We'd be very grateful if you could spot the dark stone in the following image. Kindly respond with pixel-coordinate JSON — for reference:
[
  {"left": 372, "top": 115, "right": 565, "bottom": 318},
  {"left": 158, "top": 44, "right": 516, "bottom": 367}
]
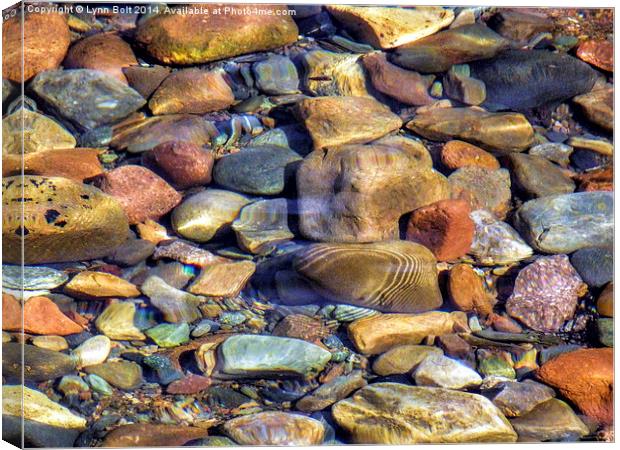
[
  {"left": 507, "top": 153, "right": 575, "bottom": 198},
  {"left": 470, "top": 50, "right": 598, "bottom": 111},
  {"left": 107, "top": 239, "right": 155, "bottom": 266},
  {"left": 3, "top": 415, "right": 80, "bottom": 448},
  {"left": 570, "top": 247, "right": 613, "bottom": 288},
  {"left": 2, "top": 343, "right": 76, "bottom": 382},
  {"left": 570, "top": 149, "right": 611, "bottom": 171}
]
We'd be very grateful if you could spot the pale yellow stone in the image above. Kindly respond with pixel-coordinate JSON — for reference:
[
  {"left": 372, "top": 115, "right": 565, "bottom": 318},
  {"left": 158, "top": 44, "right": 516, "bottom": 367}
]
[
  {"left": 31, "top": 335, "right": 69, "bottom": 352},
  {"left": 64, "top": 271, "right": 140, "bottom": 300},
  {"left": 2, "top": 108, "right": 76, "bottom": 155},
  {"left": 188, "top": 261, "right": 256, "bottom": 298},
  {"left": 95, "top": 302, "right": 146, "bottom": 341}
]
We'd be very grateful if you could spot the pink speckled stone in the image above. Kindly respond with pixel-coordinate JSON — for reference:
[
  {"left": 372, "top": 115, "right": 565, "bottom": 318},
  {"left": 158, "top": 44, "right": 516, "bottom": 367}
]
[{"left": 506, "top": 255, "right": 586, "bottom": 332}]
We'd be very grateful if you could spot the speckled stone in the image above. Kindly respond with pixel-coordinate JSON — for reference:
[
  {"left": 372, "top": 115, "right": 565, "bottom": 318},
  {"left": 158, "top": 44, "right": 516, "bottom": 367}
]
[{"left": 449, "top": 167, "right": 512, "bottom": 219}]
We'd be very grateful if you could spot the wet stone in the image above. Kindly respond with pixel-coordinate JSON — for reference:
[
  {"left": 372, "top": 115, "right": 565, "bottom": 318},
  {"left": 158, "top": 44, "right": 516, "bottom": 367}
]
[
  {"left": 469, "top": 210, "right": 533, "bottom": 265},
  {"left": 597, "top": 318, "right": 613, "bottom": 347},
  {"left": 441, "top": 140, "right": 500, "bottom": 171},
  {"left": 413, "top": 354, "right": 482, "bottom": 390},
  {"left": 101, "top": 423, "right": 209, "bottom": 447},
  {"left": 141, "top": 275, "right": 202, "bottom": 323},
  {"left": 510, "top": 399, "right": 589, "bottom": 442},
  {"left": 84, "top": 360, "right": 143, "bottom": 391},
  {"left": 569, "top": 247, "right": 613, "bottom": 288},
  {"left": 488, "top": 379, "right": 556, "bottom": 418},
  {"left": 95, "top": 302, "right": 146, "bottom": 341},
  {"left": 2, "top": 108, "right": 76, "bottom": 155},
  {"left": 144, "top": 141, "right": 214, "bottom": 189},
  {"left": 123, "top": 65, "right": 171, "bottom": 99},
  {"left": 528, "top": 143, "right": 573, "bottom": 168},
  {"left": 507, "top": 153, "right": 575, "bottom": 198},
  {"left": 64, "top": 271, "right": 140, "bottom": 300},
  {"left": 372, "top": 345, "right": 443, "bottom": 376},
  {"left": 302, "top": 50, "right": 373, "bottom": 98},
  {"left": 145, "top": 323, "right": 190, "bottom": 348},
  {"left": 449, "top": 167, "right": 512, "bottom": 219},
  {"left": 252, "top": 55, "right": 300, "bottom": 95},
  {"left": 232, "top": 199, "right": 294, "bottom": 254},
  {"left": 3, "top": 343, "right": 77, "bottom": 382},
  {"left": 296, "top": 370, "right": 367, "bottom": 412}
]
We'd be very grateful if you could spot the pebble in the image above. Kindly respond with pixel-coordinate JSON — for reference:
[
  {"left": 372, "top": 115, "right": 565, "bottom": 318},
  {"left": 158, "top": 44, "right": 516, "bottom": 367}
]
[
  {"left": 597, "top": 318, "right": 613, "bottom": 347},
  {"left": 449, "top": 167, "right": 512, "bottom": 219},
  {"left": 2, "top": 294, "right": 83, "bottom": 336},
  {"left": 597, "top": 283, "right": 613, "bottom": 317},
  {"left": 470, "top": 50, "right": 597, "bottom": 111},
  {"left": 528, "top": 142, "right": 573, "bottom": 167},
  {"left": 223, "top": 411, "right": 325, "bottom": 446},
  {"left": 407, "top": 107, "right": 534, "bottom": 154},
  {"left": 3, "top": 385, "right": 86, "bottom": 430},
  {"left": 508, "top": 153, "right": 575, "bottom": 198},
  {"left": 31, "top": 69, "right": 145, "bottom": 130},
  {"left": 123, "top": 64, "right": 171, "bottom": 99},
  {"left": 144, "top": 141, "right": 214, "bottom": 189},
  {"left": 510, "top": 399, "right": 589, "bottom": 442},
  {"left": 296, "top": 370, "right": 367, "bottom": 412},
  {"left": 476, "top": 349, "right": 516, "bottom": 379},
  {"left": 447, "top": 264, "right": 495, "bottom": 317},
  {"left": 3, "top": 148, "right": 104, "bottom": 182},
  {"left": 3, "top": 415, "right": 80, "bottom": 448},
  {"left": 2, "top": 265, "right": 68, "bottom": 291},
  {"left": 232, "top": 199, "right": 294, "bottom": 254},
  {"left": 141, "top": 275, "right": 202, "bottom": 323},
  {"left": 489, "top": 9, "right": 553, "bottom": 43},
  {"left": 135, "top": 5, "right": 298, "bottom": 64},
  {"left": 362, "top": 52, "right": 435, "bottom": 105},
  {"left": 405, "top": 199, "right": 475, "bottom": 261},
  {"left": 443, "top": 68, "right": 487, "bottom": 105},
  {"left": 2, "top": 108, "right": 76, "bottom": 155},
  {"left": 3, "top": 343, "right": 77, "bottom": 382},
  {"left": 63, "top": 32, "right": 138, "bottom": 84},
  {"left": 506, "top": 255, "right": 586, "bottom": 332},
  {"left": 332, "top": 383, "right": 517, "bottom": 443},
  {"left": 536, "top": 348, "right": 613, "bottom": 424},
  {"left": 213, "top": 145, "right": 302, "bottom": 195},
  {"left": 568, "top": 135, "right": 613, "bottom": 157},
  {"left": 102, "top": 423, "right": 209, "bottom": 447},
  {"left": 2, "top": 12, "right": 70, "bottom": 82},
  {"left": 569, "top": 246, "right": 613, "bottom": 287},
  {"left": 188, "top": 260, "right": 256, "bottom": 298},
  {"left": 347, "top": 311, "right": 468, "bottom": 355},
  {"left": 58, "top": 375, "right": 90, "bottom": 396},
  {"left": 72, "top": 335, "right": 112, "bottom": 367},
  {"left": 84, "top": 360, "right": 143, "bottom": 390},
  {"left": 145, "top": 323, "right": 190, "bottom": 348},
  {"left": 514, "top": 192, "right": 613, "bottom": 253},
  {"left": 293, "top": 241, "right": 442, "bottom": 313},
  {"left": 302, "top": 50, "right": 372, "bottom": 98},
  {"left": 572, "top": 87, "right": 613, "bottom": 132},
  {"left": 96, "top": 165, "right": 182, "bottom": 225},
  {"left": 107, "top": 238, "right": 155, "bottom": 267},
  {"left": 2, "top": 176, "right": 129, "bottom": 264},
  {"left": 326, "top": 6, "right": 454, "bottom": 49},
  {"left": 372, "top": 345, "right": 443, "bottom": 376},
  {"left": 64, "top": 271, "right": 140, "bottom": 300},
  {"left": 86, "top": 374, "right": 113, "bottom": 396},
  {"left": 296, "top": 96, "right": 402, "bottom": 150},
  {"left": 488, "top": 379, "right": 556, "bottom": 417},
  {"left": 252, "top": 55, "right": 300, "bottom": 95},
  {"left": 171, "top": 189, "right": 251, "bottom": 242},
  {"left": 219, "top": 334, "right": 332, "bottom": 378},
  {"left": 414, "top": 354, "right": 482, "bottom": 389},
  {"left": 440, "top": 140, "right": 500, "bottom": 170},
  {"left": 392, "top": 24, "right": 510, "bottom": 73},
  {"left": 31, "top": 335, "right": 69, "bottom": 352},
  {"left": 272, "top": 314, "right": 332, "bottom": 344},
  {"left": 149, "top": 68, "right": 235, "bottom": 115},
  {"left": 576, "top": 39, "right": 613, "bottom": 72},
  {"left": 95, "top": 302, "right": 146, "bottom": 341},
  {"left": 297, "top": 136, "right": 448, "bottom": 242},
  {"left": 469, "top": 210, "right": 533, "bottom": 265}
]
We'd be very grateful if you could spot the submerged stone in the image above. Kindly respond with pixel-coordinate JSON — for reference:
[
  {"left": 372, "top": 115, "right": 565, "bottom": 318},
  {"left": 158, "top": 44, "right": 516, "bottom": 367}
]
[
  {"left": 469, "top": 210, "right": 533, "bottom": 265},
  {"left": 232, "top": 199, "right": 294, "bottom": 254},
  {"left": 510, "top": 399, "right": 589, "bottom": 442}
]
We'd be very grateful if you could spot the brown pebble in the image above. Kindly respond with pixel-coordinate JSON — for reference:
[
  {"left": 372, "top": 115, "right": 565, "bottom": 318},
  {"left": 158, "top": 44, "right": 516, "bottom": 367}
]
[
  {"left": 447, "top": 264, "right": 496, "bottom": 317},
  {"left": 576, "top": 40, "right": 613, "bottom": 72},
  {"left": 144, "top": 141, "right": 214, "bottom": 189},
  {"left": 441, "top": 140, "right": 500, "bottom": 170}
]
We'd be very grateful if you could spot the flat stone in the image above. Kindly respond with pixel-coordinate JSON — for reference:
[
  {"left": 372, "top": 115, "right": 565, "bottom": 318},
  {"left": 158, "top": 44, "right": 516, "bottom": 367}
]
[
  {"left": 85, "top": 360, "right": 143, "bottom": 390},
  {"left": 101, "top": 423, "right": 209, "bottom": 447},
  {"left": 149, "top": 68, "right": 234, "bottom": 115},
  {"left": 576, "top": 39, "right": 613, "bottom": 72},
  {"left": 171, "top": 189, "right": 251, "bottom": 243},
  {"left": 145, "top": 323, "right": 190, "bottom": 348},
  {"left": 298, "top": 137, "right": 449, "bottom": 242},
  {"left": 223, "top": 412, "right": 325, "bottom": 446},
  {"left": 414, "top": 354, "right": 482, "bottom": 389},
  {"left": 508, "top": 153, "right": 575, "bottom": 198},
  {"left": 392, "top": 24, "right": 510, "bottom": 73},
  {"left": 528, "top": 143, "right": 573, "bottom": 167},
  {"left": 3, "top": 385, "right": 86, "bottom": 430},
  {"left": 514, "top": 192, "right": 613, "bottom": 253},
  {"left": 325, "top": 6, "right": 454, "bottom": 49},
  {"left": 107, "top": 238, "right": 155, "bottom": 267},
  {"left": 372, "top": 345, "right": 443, "bottom": 376},
  {"left": 347, "top": 311, "right": 468, "bottom": 355},
  {"left": 64, "top": 32, "right": 137, "bottom": 84},
  {"left": 95, "top": 302, "right": 146, "bottom": 341},
  {"left": 123, "top": 65, "right": 171, "bottom": 98},
  {"left": 536, "top": 347, "right": 613, "bottom": 425},
  {"left": 141, "top": 275, "right": 202, "bottom": 323},
  {"left": 2, "top": 176, "right": 129, "bottom": 264},
  {"left": 3, "top": 148, "right": 104, "bottom": 182},
  {"left": 469, "top": 210, "right": 533, "bottom": 265},
  {"left": 296, "top": 96, "right": 402, "bottom": 150},
  {"left": 436, "top": 333, "right": 473, "bottom": 359},
  {"left": 2, "top": 108, "right": 76, "bottom": 155},
  {"left": 232, "top": 199, "right": 294, "bottom": 254},
  {"left": 297, "top": 370, "right": 367, "bottom": 412},
  {"left": 572, "top": 87, "right": 613, "bottom": 132},
  {"left": 488, "top": 9, "right": 553, "bottom": 43},
  {"left": 3, "top": 343, "right": 77, "bottom": 382},
  {"left": 64, "top": 271, "right": 140, "bottom": 300},
  {"left": 187, "top": 260, "right": 256, "bottom": 298},
  {"left": 362, "top": 52, "right": 435, "bottom": 105},
  {"left": 332, "top": 383, "right": 517, "bottom": 443},
  {"left": 3, "top": 294, "right": 83, "bottom": 336},
  {"left": 153, "top": 240, "right": 228, "bottom": 268},
  {"left": 441, "top": 140, "right": 500, "bottom": 170},
  {"left": 406, "top": 199, "right": 474, "bottom": 261},
  {"left": 444, "top": 70, "right": 487, "bottom": 106},
  {"left": 219, "top": 334, "right": 332, "bottom": 378},
  {"left": 31, "top": 69, "right": 145, "bottom": 130},
  {"left": 32, "top": 335, "right": 69, "bottom": 352},
  {"left": 2, "top": 12, "right": 70, "bottom": 82},
  {"left": 145, "top": 141, "right": 214, "bottom": 189},
  {"left": 213, "top": 145, "right": 302, "bottom": 195},
  {"left": 96, "top": 165, "right": 182, "bottom": 225},
  {"left": 293, "top": 241, "right": 442, "bottom": 313},
  {"left": 449, "top": 167, "right": 512, "bottom": 219},
  {"left": 272, "top": 314, "right": 332, "bottom": 344},
  {"left": 253, "top": 55, "right": 299, "bottom": 95},
  {"left": 407, "top": 107, "right": 534, "bottom": 154},
  {"left": 510, "top": 399, "right": 589, "bottom": 442},
  {"left": 506, "top": 255, "right": 586, "bottom": 332},
  {"left": 302, "top": 50, "right": 373, "bottom": 98},
  {"left": 489, "top": 379, "right": 556, "bottom": 417},
  {"left": 470, "top": 50, "right": 598, "bottom": 111},
  {"left": 568, "top": 135, "right": 613, "bottom": 157},
  {"left": 570, "top": 247, "right": 613, "bottom": 288}
]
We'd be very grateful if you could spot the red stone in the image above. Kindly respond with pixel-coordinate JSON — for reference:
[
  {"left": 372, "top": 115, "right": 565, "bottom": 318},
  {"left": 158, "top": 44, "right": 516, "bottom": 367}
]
[
  {"left": 576, "top": 40, "right": 613, "bottom": 72},
  {"left": 537, "top": 348, "right": 613, "bottom": 425},
  {"left": 96, "top": 165, "right": 182, "bottom": 224},
  {"left": 441, "top": 140, "right": 500, "bottom": 170},
  {"left": 167, "top": 374, "right": 212, "bottom": 394},
  {"left": 3, "top": 294, "right": 84, "bottom": 336},
  {"left": 145, "top": 141, "right": 214, "bottom": 189},
  {"left": 405, "top": 199, "right": 474, "bottom": 261},
  {"left": 487, "top": 313, "right": 523, "bottom": 333},
  {"left": 447, "top": 264, "right": 496, "bottom": 317}
]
